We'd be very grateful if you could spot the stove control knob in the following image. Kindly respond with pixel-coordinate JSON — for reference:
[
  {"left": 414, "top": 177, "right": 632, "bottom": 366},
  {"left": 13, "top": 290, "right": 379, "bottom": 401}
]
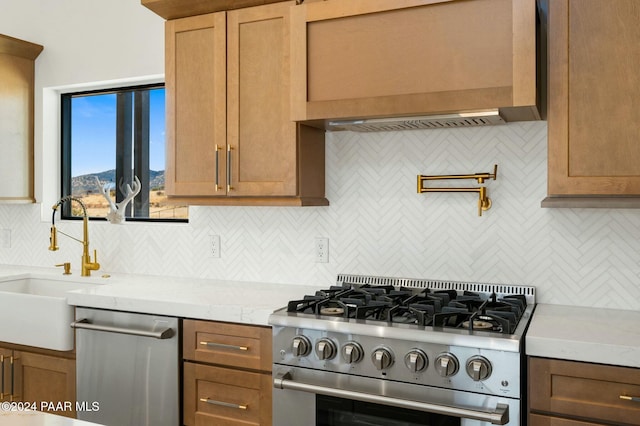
[
  {"left": 434, "top": 353, "right": 459, "bottom": 378},
  {"left": 371, "top": 347, "right": 394, "bottom": 370},
  {"left": 315, "top": 338, "right": 337, "bottom": 360},
  {"left": 404, "top": 349, "right": 429, "bottom": 373},
  {"left": 291, "top": 335, "right": 312, "bottom": 357},
  {"left": 342, "top": 342, "right": 364, "bottom": 364},
  {"left": 466, "top": 356, "right": 492, "bottom": 381}
]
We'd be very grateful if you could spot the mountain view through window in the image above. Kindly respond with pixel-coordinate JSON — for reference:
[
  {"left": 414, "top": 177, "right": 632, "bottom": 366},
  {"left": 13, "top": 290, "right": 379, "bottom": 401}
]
[{"left": 62, "top": 85, "right": 188, "bottom": 221}]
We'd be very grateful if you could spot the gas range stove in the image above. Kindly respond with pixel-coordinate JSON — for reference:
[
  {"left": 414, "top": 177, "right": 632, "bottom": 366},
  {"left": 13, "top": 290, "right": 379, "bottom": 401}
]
[{"left": 269, "top": 274, "right": 536, "bottom": 426}]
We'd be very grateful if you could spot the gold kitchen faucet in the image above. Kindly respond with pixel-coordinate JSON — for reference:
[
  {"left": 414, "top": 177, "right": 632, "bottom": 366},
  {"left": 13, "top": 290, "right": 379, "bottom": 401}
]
[{"left": 49, "top": 196, "right": 100, "bottom": 276}]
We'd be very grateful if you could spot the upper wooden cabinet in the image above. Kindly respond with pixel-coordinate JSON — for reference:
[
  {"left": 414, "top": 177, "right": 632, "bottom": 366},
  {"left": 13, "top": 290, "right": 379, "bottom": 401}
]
[
  {"left": 0, "top": 34, "right": 42, "bottom": 203},
  {"left": 542, "top": 0, "right": 640, "bottom": 207},
  {"left": 165, "top": 13, "right": 225, "bottom": 199},
  {"left": 165, "top": 2, "right": 327, "bottom": 206},
  {"left": 290, "top": 0, "right": 540, "bottom": 124}
]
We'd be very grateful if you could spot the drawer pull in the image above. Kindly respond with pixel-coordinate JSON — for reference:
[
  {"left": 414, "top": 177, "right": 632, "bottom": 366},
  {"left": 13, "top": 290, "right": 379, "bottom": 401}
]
[
  {"left": 200, "top": 398, "right": 247, "bottom": 410},
  {"left": 620, "top": 395, "right": 640, "bottom": 402},
  {"left": 199, "top": 341, "right": 248, "bottom": 351}
]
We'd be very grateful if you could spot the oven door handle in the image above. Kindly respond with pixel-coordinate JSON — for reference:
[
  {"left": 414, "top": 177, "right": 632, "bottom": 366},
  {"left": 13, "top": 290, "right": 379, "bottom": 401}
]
[{"left": 274, "top": 371, "right": 509, "bottom": 425}]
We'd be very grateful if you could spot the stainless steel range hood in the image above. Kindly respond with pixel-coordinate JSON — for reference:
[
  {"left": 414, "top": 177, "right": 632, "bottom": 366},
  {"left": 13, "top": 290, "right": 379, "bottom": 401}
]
[{"left": 326, "top": 110, "right": 505, "bottom": 132}]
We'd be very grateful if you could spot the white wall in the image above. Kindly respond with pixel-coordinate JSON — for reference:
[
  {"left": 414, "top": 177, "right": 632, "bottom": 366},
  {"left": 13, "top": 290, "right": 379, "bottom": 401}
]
[
  {"left": 1, "top": 0, "right": 639, "bottom": 311},
  {"left": 0, "top": 0, "right": 165, "bottom": 204},
  {"left": 0, "top": 0, "right": 164, "bottom": 86}
]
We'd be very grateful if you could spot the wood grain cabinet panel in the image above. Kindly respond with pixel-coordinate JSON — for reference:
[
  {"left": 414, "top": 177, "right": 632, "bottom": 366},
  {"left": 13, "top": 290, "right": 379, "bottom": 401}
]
[
  {"left": 291, "top": 0, "right": 539, "bottom": 123},
  {"left": 0, "top": 34, "right": 42, "bottom": 203},
  {"left": 184, "top": 362, "right": 272, "bottom": 426},
  {"left": 14, "top": 351, "right": 76, "bottom": 417},
  {"left": 529, "top": 413, "right": 603, "bottom": 426},
  {"left": 529, "top": 357, "right": 640, "bottom": 425},
  {"left": 0, "top": 347, "right": 11, "bottom": 401},
  {"left": 183, "top": 319, "right": 272, "bottom": 426},
  {"left": 166, "top": 13, "right": 226, "bottom": 198},
  {"left": 0, "top": 344, "right": 75, "bottom": 418},
  {"left": 165, "top": 2, "right": 327, "bottom": 206},
  {"left": 183, "top": 319, "right": 272, "bottom": 372},
  {"left": 544, "top": 0, "right": 640, "bottom": 204}
]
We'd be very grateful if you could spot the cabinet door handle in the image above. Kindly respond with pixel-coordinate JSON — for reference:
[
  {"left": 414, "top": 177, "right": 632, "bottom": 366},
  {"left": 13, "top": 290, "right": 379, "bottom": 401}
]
[
  {"left": 620, "top": 395, "right": 640, "bottom": 402},
  {"left": 199, "top": 397, "right": 247, "bottom": 410},
  {"left": 1, "top": 355, "right": 20, "bottom": 401},
  {"left": 214, "top": 144, "right": 221, "bottom": 191},
  {"left": 227, "top": 145, "right": 234, "bottom": 192},
  {"left": 1, "top": 355, "right": 4, "bottom": 399},
  {"left": 199, "top": 341, "right": 248, "bottom": 351},
  {"left": 10, "top": 356, "right": 15, "bottom": 401}
]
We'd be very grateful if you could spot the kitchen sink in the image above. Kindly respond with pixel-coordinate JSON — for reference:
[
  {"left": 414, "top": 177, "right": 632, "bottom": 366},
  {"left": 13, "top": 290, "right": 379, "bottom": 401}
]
[{"left": 0, "top": 275, "right": 99, "bottom": 351}]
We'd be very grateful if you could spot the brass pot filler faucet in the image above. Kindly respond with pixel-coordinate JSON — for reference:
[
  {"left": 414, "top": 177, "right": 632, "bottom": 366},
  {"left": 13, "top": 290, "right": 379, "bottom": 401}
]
[
  {"left": 417, "top": 165, "right": 498, "bottom": 216},
  {"left": 49, "top": 196, "right": 100, "bottom": 276}
]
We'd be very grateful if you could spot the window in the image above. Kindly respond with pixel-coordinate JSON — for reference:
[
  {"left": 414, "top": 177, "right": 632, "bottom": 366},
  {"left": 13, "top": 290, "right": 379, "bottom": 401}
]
[{"left": 61, "top": 84, "right": 188, "bottom": 221}]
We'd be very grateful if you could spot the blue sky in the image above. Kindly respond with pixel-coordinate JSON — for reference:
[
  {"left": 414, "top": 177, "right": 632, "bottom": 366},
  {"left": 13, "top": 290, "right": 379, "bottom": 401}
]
[{"left": 71, "top": 88, "right": 166, "bottom": 177}]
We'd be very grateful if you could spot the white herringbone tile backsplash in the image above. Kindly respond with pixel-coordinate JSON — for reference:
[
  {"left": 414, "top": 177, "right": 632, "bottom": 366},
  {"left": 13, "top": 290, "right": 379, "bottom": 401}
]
[{"left": 1, "top": 121, "right": 640, "bottom": 310}]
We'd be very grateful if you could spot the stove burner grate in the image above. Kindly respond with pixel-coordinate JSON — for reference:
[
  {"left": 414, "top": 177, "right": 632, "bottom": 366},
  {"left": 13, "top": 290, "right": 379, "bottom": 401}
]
[{"left": 285, "top": 277, "right": 533, "bottom": 335}]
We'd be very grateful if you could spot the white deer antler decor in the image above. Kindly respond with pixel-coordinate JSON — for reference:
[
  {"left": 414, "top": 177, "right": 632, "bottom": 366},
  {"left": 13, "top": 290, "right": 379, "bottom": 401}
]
[{"left": 94, "top": 176, "right": 141, "bottom": 224}]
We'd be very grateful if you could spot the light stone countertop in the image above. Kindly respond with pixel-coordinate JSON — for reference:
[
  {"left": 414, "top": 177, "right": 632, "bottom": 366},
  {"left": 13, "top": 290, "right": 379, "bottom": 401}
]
[
  {"left": 0, "top": 264, "right": 324, "bottom": 326},
  {"left": 6, "top": 265, "right": 639, "bottom": 367},
  {"left": 0, "top": 411, "right": 101, "bottom": 426},
  {"left": 526, "top": 303, "right": 640, "bottom": 368}
]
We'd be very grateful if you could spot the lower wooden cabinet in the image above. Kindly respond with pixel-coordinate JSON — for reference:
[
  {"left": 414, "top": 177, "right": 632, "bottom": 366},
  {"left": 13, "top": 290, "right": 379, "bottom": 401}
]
[
  {"left": 529, "top": 357, "right": 640, "bottom": 425},
  {"left": 184, "top": 362, "right": 272, "bottom": 426},
  {"left": 0, "top": 344, "right": 75, "bottom": 418},
  {"left": 183, "top": 319, "right": 272, "bottom": 426}
]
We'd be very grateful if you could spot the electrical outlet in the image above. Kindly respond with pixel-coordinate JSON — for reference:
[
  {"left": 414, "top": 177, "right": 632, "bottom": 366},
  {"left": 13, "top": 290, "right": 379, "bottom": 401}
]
[
  {"left": 0, "top": 229, "right": 11, "bottom": 249},
  {"left": 209, "top": 234, "right": 221, "bottom": 258},
  {"left": 315, "top": 237, "right": 329, "bottom": 263}
]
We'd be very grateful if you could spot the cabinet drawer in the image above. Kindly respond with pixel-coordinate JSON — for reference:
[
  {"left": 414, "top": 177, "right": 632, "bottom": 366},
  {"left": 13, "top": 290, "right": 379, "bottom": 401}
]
[
  {"left": 184, "top": 362, "right": 271, "bottom": 426},
  {"left": 183, "top": 319, "right": 271, "bottom": 371},
  {"left": 529, "top": 357, "right": 640, "bottom": 425}
]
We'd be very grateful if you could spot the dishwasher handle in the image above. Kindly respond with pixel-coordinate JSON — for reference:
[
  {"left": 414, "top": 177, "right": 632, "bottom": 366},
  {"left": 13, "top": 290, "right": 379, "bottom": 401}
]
[{"left": 71, "top": 318, "right": 174, "bottom": 339}]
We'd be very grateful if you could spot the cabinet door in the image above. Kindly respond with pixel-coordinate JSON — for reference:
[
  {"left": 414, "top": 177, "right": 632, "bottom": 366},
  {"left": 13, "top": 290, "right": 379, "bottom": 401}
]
[
  {"left": 0, "top": 348, "right": 12, "bottom": 401},
  {"left": 547, "top": 0, "right": 640, "bottom": 196},
  {"left": 291, "top": 0, "right": 538, "bottom": 122},
  {"left": 0, "top": 35, "right": 42, "bottom": 203},
  {"left": 13, "top": 351, "right": 76, "bottom": 418},
  {"left": 166, "top": 13, "right": 227, "bottom": 197},
  {"left": 227, "top": 2, "right": 297, "bottom": 196}
]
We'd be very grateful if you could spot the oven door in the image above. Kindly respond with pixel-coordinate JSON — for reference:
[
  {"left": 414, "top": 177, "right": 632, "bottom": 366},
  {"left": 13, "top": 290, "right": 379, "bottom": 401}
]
[{"left": 273, "top": 366, "right": 519, "bottom": 426}]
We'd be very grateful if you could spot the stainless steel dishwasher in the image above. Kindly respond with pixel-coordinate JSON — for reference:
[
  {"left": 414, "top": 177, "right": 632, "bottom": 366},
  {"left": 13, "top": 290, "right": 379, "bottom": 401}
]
[{"left": 72, "top": 307, "right": 180, "bottom": 426}]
